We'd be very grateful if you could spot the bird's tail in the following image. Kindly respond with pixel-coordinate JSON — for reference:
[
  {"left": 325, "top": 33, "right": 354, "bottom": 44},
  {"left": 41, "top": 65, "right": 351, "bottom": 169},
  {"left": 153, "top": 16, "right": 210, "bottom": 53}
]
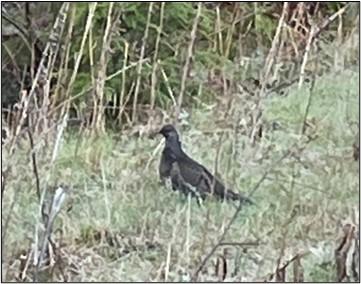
[{"left": 224, "top": 189, "right": 254, "bottom": 205}]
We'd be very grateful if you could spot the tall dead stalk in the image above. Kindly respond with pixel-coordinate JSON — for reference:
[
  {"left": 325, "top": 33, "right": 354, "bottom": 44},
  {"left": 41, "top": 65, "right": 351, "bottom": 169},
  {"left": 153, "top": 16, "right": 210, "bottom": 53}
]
[
  {"left": 176, "top": 2, "right": 202, "bottom": 123},
  {"left": 60, "top": 3, "right": 97, "bottom": 120},
  {"left": 132, "top": 2, "right": 153, "bottom": 123},
  {"left": 91, "top": 2, "right": 116, "bottom": 133},
  {"left": 150, "top": 2, "right": 165, "bottom": 111},
  {"left": 250, "top": 2, "right": 288, "bottom": 146}
]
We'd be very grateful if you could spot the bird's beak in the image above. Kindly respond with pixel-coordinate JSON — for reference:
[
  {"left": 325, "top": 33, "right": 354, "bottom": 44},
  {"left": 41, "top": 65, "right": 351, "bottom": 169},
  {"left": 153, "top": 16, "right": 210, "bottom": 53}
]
[{"left": 157, "top": 127, "right": 164, "bottom": 136}]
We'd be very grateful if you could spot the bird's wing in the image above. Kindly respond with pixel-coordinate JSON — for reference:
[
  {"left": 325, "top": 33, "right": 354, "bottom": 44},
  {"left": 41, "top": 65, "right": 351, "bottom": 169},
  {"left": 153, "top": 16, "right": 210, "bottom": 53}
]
[
  {"left": 170, "top": 162, "right": 205, "bottom": 202},
  {"left": 179, "top": 156, "right": 253, "bottom": 204},
  {"left": 159, "top": 150, "right": 172, "bottom": 183},
  {"left": 175, "top": 155, "right": 218, "bottom": 198}
]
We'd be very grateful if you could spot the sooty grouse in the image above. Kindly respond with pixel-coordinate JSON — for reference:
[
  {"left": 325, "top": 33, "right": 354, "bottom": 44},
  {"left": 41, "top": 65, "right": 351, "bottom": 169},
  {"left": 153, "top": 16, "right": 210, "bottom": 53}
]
[{"left": 158, "top": 124, "right": 253, "bottom": 204}]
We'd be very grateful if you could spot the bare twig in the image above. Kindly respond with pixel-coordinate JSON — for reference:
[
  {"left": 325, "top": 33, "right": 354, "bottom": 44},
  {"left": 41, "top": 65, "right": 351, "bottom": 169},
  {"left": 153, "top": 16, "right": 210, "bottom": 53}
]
[{"left": 27, "top": 127, "right": 41, "bottom": 201}]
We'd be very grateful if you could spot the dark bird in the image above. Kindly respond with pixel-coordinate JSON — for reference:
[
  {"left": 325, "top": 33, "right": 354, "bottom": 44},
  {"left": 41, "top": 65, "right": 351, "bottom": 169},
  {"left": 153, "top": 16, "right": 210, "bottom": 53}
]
[{"left": 158, "top": 124, "right": 253, "bottom": 204}]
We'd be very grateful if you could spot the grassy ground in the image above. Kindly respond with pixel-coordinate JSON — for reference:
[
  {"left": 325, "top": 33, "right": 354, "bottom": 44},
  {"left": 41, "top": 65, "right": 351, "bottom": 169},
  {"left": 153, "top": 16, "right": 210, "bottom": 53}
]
[{"left": 2, "top": 69, "right": 359, "bottom": 281}]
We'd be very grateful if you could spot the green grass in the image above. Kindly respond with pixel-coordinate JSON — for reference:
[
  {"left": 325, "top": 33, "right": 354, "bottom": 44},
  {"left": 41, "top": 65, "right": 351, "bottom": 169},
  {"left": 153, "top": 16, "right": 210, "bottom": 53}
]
[{"left": 2, "top": 70, "right": 359, "bottom": 281}]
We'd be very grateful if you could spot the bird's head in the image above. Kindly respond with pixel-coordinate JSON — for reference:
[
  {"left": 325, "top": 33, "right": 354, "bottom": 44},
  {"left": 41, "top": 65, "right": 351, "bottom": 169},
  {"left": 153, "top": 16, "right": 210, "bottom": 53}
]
[{"left": 158, "top": 124, "right": 179, "bottom": 139}]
